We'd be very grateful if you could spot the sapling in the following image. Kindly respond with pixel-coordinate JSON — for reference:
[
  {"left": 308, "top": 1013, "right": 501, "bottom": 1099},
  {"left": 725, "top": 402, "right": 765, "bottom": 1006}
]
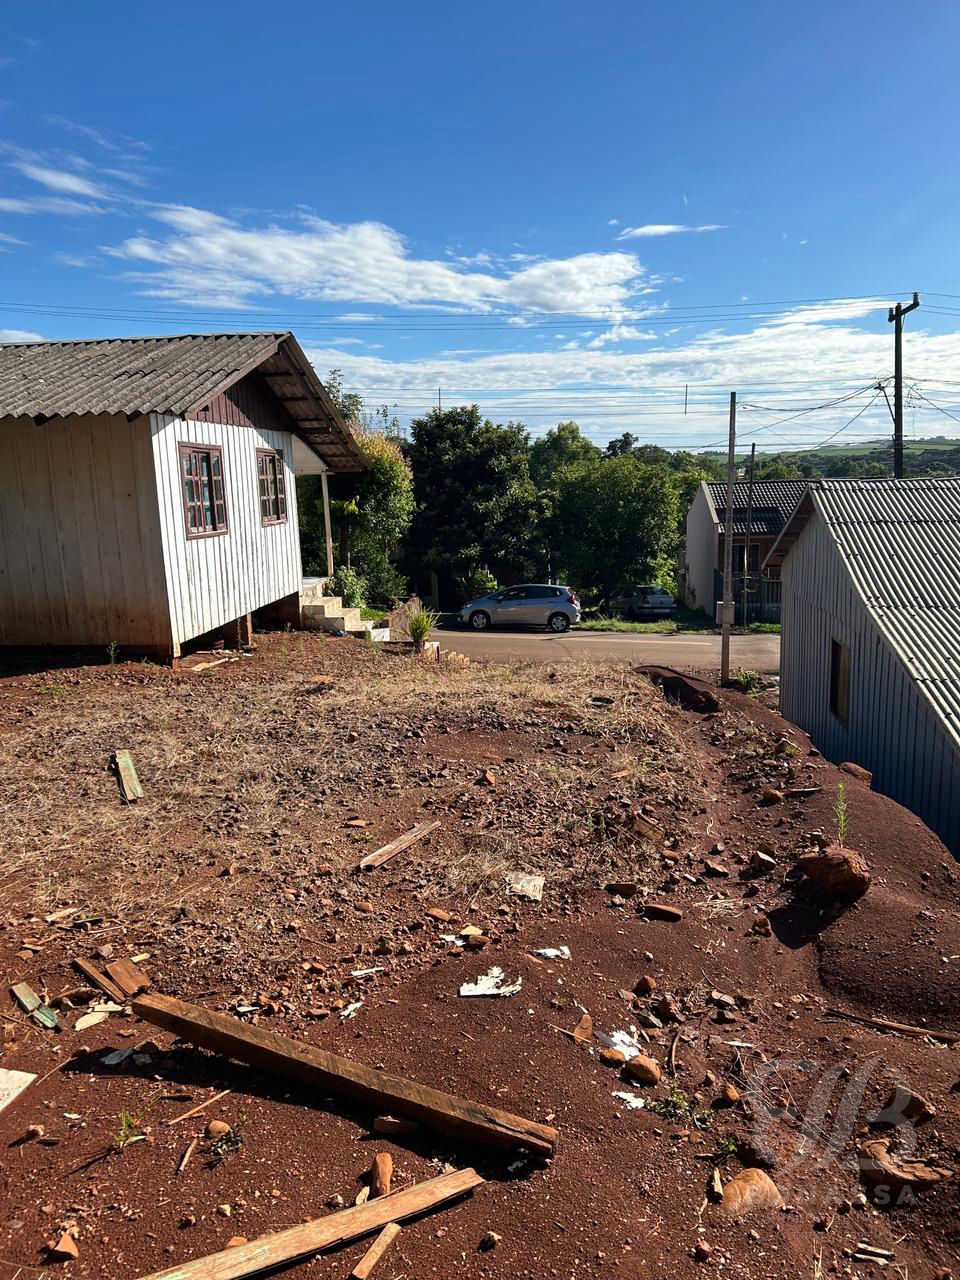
[{"left": 834, "top": 782, "right": 848, "bottom": 846}]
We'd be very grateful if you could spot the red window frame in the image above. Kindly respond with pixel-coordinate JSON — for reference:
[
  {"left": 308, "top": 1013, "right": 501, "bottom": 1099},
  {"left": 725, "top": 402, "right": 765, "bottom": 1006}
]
[
  {"left": 178, "top": 443, "right": 228, "bottom": 538},
  {"left": 257, "top": 448, "right": 288, "bottom": 525}
]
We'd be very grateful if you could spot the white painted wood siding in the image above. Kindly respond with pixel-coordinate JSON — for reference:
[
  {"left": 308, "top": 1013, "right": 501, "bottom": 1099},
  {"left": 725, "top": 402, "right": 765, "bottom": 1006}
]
[
  {"left": 151, "top": 413, "right": 302, "bottom": 649},
  {"left": 0, "top": 414, "right": 170, "bottom": 649}
]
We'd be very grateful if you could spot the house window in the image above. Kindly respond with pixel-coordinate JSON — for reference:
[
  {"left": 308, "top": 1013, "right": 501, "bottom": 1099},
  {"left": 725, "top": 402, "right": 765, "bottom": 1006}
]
[
  {"left": 257, "top": 449, "right": 287, "bottom": 525},
  {"left": 830, "top": 638, "right": 850, "bottom": 722},
  {"left": 179, "top": 443, "right": 227, "bottom": 537}
]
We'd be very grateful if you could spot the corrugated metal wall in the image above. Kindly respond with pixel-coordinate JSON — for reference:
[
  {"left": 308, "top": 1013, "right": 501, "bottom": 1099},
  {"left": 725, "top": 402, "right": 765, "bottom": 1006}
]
[
  {"left": 0, "top": 414, "right": 171, "bottom": 649},
  {"left": 781, "top": 513, "right": 960, "bottom": 855},
  {"left": 151, "top": 413, "right": 303, "bottom": 650}
]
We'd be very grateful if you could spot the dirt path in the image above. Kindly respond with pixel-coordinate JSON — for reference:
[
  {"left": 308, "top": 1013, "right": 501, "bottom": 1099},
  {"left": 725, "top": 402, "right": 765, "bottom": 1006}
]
[{"left": 0, "top": 635, "right": 956, "bottom": 1279}]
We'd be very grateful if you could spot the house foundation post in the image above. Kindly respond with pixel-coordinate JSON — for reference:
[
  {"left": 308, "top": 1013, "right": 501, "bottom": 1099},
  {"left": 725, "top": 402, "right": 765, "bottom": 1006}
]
[{"left": 320, "top": 470, "right": 335, "bottom": 579}]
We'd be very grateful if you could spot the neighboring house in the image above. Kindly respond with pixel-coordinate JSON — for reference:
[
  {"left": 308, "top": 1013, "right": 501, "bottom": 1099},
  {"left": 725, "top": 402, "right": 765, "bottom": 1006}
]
[
  {"left": 0, "top": 332, "right": 373, "bottom": 661},
  {"left": 684, "top": 479, "right": 808, "bottom": 619},
  {"left": 765, "top": 477, "right": 960, "bottom": 856}
]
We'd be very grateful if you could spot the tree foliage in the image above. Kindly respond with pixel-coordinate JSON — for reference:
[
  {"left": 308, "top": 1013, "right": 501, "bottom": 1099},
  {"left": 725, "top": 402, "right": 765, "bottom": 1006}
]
[{"left": 529, "top": 421, "right": 599, "bottom": 489}]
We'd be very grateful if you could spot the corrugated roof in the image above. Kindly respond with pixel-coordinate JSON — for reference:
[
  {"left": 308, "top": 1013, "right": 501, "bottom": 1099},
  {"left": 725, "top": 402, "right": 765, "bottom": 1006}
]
[
  {"left": 0, "top": 332, "right": 366, "bottom": 471},
  {"left": 706, "top": 479, "right": 808, "bottom": 535},
  {"left": 770, "top": 477, "right": 960, "bottom": 748}
]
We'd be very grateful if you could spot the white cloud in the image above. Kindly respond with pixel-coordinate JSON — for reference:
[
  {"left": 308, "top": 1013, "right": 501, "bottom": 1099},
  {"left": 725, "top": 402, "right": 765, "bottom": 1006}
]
[
  {"left": 588, "top": 324, "right": 658, "bottom": 347},
  {"left": 616, "top": 223, "right": 725, "bottom": 239},
  {"left": 608, "top": 218, "right": 619, "bottom": 226},
  {"left": 0, "top": 195, "right": 104, "bottom": 215},
  {"left": 104, "top": 208, "right": 652, "bottom": 316},
  {"left": 13, "top": 161, "right": 103, "bottom": 197},
  {"left": 0, "top": 328, "right": 43, "bottom": 343}
]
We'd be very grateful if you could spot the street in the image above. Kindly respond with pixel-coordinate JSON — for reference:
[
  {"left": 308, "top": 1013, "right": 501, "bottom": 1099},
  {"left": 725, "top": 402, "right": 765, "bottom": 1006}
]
[{"left": 433, "top": 627, "right": 780, "bottom": 672}]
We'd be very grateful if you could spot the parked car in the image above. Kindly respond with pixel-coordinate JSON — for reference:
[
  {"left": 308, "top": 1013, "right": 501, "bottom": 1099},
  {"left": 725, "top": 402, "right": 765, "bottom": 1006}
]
[
  {"left": 609, "top": 584, "right": 676, "bottom": 619},
  {"left": 459, "top": 583, "right": 580, "bottom": 632}
]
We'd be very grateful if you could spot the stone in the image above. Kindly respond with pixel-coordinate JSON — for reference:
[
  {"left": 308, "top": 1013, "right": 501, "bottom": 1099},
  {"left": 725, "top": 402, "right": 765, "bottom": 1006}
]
[
  {"left": 47, "top": 1232, "right": 79, "bottom": 1261},
  {"left": 840, "top": 761, "right": 871, "bottom": 783},
  {"left": 694, "top": 1241, "right": 713, "bottom": 1262},
  {"left": 703, "top": 859, "right": 729, "bottom": 877},
  {"left": 759, "top": 788, "right": 783, "bottom": 806},
  {"left": 216, "top": 1204, "right": 232, "bottom": 1218},
  {"left": 625, "top": 1055, "right": 661, "bottom": 1086},
  {"left": 749, "top": 851, "right": 777, "bottom": 874},
  {"left": 641, "top": 902, "right": 683, "bottom": 922},
  {"left": 874, "top": 1084, "right": 935, "bottom": 1126},
  {"left": 634, "top": 974, "right": 657, "bottom": 996},
  {"left": 370, "top": 1151, "right": 393, "bottom": 1197},
  {"left": 206, "top": 1120, "right": 231, "bottom": 1140},
  {"left": 478, "top": 1231, "right": 502, "bottom": 1251},
  {"left": 714, "top": 1082, "right": 740, "bottom": 1108},
  {"left": 475, "top": 770, "right": 496, "bottom": 787},
  {"left": 858, "top": 1137, "right": 952, "bottom": 1197},
  {"left": 751, "top": 914, "right": 772, "bottom": 936},
  {"left": 797, "top": 845, "right": 871, "bottom": 898},
  {"left": 355, "top": 900, "right": 375, "bottom": 914},
  {"left": 605, "top": 881, "right": 638, "bottom": 898},
  {"left": 225, "top": 1237, "right": 249, "bottom": 1248},
  {"left": 464, "top": 934, "right": 490, "bottom": 950},
  {"left": 426, "top": 908, "right": 452, "bottom": 923},
  {"left": 599, "top": 1047, "right": 626, "bottom": 1067},
  {"left": 721, "top": 1168, "right": 784, "bottom": 1217}
]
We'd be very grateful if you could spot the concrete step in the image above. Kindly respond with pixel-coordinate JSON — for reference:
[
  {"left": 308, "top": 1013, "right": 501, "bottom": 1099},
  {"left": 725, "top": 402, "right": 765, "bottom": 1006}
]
[
  {"left": 304, "top": 595, "right": 343, "bottom": 617},
  {"left": 300, "top": 577, "right": 331, "bottom": 604},
  {"left": 302, "top": 604, "right": 363, "bottom": 633}
]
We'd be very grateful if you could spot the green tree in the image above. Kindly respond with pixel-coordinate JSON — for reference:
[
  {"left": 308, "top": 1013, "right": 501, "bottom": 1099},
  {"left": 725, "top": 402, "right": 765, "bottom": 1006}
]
[
  {"left": 551, "top": 454, "right": 680, "bottom": 604},
  {"left": 406, "top": 405, "right": 537, "bottom": 595},
  {"left": 529, "top": 421, "right": 599, "bottom": 489}
]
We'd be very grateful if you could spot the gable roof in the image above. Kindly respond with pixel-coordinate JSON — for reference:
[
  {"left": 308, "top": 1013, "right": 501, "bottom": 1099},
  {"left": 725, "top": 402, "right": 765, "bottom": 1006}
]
[
  {"left": 705, "top": 479, "right": 808, "bottom": 535},
  {"left": 765, "top": 476, "right": 960, "bottom": 746},
  {"left": 0, "top": 332, "right": 366, "bottom": 471}
]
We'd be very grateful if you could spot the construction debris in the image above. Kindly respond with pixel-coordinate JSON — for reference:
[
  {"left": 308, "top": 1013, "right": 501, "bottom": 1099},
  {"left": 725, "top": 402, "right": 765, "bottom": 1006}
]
[
  {"left": 0, "top": 1067, "right": 36, "bottom": 1116},
  {"left": 134, "top": 1168, "right": 484, "bottom": 1280},
  {"left": 72, "top": 958, "right": 127, "bottom": 1004},
  {"left": 113, "top": 749, "right": 144, "bottom": 802},
  {"left": 104, "top": 957, "right": 151, "bottom": 997},
  {"left": 350, "top": 1222, "right": 402, "bottom": 1279},
  {"left": 133, "top": 993, "right": 557, "bottom": 1156},
  {"left": 11, "top": 982, "right": 63, "bottom": 1031},
  {"left": 359, "top": 820, "right": 441, "bottom": 871},
  {"left": 458, "top": 967, "right": 523, "bottom": 998},
  {"left": 506, "top": 872, "right": 545, "bottom": 902}
]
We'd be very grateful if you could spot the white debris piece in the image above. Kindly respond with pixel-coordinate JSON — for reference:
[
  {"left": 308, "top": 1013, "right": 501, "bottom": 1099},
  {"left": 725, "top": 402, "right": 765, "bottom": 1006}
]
[
  {"left": 613, "top": 1090, "right": 646, "bottom": 1110},
  {"left": 350, "top": 967, "right": 384, "bottom": 978},
  {"left": 0, "top": 1068, "right": 36, "bottom": 1117},
  {"left": 459, "top": 967, "right": 523, "bottom": 998},
  {"left": 595, "top": 1026, "right": 647, "bottom": 1058},
  {"left": 505, "top": 873, "right": 545, "bottom": 902},
  {"left": 74, "top": 1011, "right": 109, "bottom": 1031},
  {"left": 340, "top": 1001, "right": 363, "bottom": 1020},
  {"left": 533, "top": 945, "right": 571, "bottom": 959}
]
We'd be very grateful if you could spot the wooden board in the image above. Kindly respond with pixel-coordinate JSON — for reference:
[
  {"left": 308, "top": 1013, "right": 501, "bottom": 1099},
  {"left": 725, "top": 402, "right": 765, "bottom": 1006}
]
[
  {"left": 72, "top": 958, "right": 127, "bottom": 1004},
  {"left": 10, "top": 982, "right": 63, "bottom": 1031},
  {"left": 135, "top": 1168, "right": 481, "bottom": 1280},
  {"left": 114, "top": 749, "right": 143, "bottom": 802},
  {"left": 350, "top": 1222, "right": 401, "bottom": 1279},
  {"left": 0, "top": 1067, "right": 36, "bottom": 1116},
  {"left": 105, "top": 957, "right": 150, "bottom": 997},
  {"left": 133, "top": 993, "right": 557, "bottom": 1157},
  {"left": 359, "top": 820, "right": 441, "bottom": 871}
]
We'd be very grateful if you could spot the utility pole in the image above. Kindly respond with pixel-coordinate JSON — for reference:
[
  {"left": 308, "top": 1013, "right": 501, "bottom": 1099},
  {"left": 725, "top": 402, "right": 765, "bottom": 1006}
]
[
  {"left": 438, "top": 387, "right": 442, "bottom": 413},
  {"left": 742, "top": 441, "right": 756, "bottom": 633},
  {"left": 888, "top": 292, "right": 919, "bottom": 479},
  {"left": 720, "top": 391, "right": 737, "bottom": 685}
]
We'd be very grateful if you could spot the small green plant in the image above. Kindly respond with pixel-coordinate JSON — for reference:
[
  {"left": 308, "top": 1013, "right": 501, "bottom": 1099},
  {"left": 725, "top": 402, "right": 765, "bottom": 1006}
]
[
  {"left": 398, "top": 598, "right": 439, "bottom": 653},
  {"left": 106, "top": 641, "right": 119, "bottom": 666},
  {"left": 650, "top": 1085, "right": 713, "bottom": 1130},
  {"left": 331, "top": 564, "right": 367, "bottom": 609},
  {"left": 39, "top": 679, "right": 69, "bottom": 697},
  {"left": 732, "top": 667, "right": 763, "bottom": 695},
  {"left": 715, "top": 1133, "right": 737, "bottom": 1161},
  {"left": 208, "top": 1114, "right": 248, "bottom": 1164},
  {"left": 111, "top": 1091, "right": 159, "bottom": 1151},
  {"left": 834, "top": 782, "right": 848, "bottom": 846}
]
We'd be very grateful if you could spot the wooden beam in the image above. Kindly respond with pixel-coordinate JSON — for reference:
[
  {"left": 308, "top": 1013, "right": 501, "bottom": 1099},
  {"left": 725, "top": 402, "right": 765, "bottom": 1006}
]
[
  {"left": 113, "top": 750, "right": 143, "bottom": 802},
  {"left": 350, "top": 1222, "right": 401, "bottom": 1279},
  {"left": 133, "top": 993, "right": 557, "bottom": 1157},
  {"left": 72, "top": 958, "right": 126, "bottom": 1004},
  {"left": 359, "top": 820, "right": 441, "bottom": 871},
  {"left": 135, "top": 1168, "right": 481, "bottom": 1280}
]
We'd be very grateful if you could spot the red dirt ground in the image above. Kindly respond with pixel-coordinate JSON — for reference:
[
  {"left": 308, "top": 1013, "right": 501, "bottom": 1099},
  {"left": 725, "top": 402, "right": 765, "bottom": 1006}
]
[{"left": 0, "top": 634, "right": 957, "bottom": 1280}]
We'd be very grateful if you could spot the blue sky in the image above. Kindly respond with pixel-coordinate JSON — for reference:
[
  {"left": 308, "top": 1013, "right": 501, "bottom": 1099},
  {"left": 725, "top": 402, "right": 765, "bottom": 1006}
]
[{"left": 2, "top": 1, "right": 960, "bottom": 450}]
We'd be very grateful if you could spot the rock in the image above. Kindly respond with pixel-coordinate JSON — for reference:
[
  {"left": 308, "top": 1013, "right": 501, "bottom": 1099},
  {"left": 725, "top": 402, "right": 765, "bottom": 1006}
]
[
  {"left": 426, "top": 908, "right": 452, "bottom": 923},
  {"left": 641, "top": 902, "right": 683, "bottom": 923},
  {"left": 478, "top": 1231, "right": 502, "bottom": 1251},
  {"left": 226, "top": 1237, "right": 249, "bottom": 1248},
  {"left": 464, "top": 934, "right": 490, "bottom": 950},
  {"left": 475, "top": 770, "right": 496, "bottom": 787},
  {"left": 605, "top": 881, "right": 638, "bottom": 898},
  {"left": 840, "top": 761, "right": 871, "bottom": 783},
  {"left": 797, "top": 845, "right": 871, "bottom": 898},
  {"left": 370, "top": 1151, "right": 393, "bottom": 1198},
  {"left": 572, "top": 1012, "right": 593, "bottom": 1042},
  {"left": 751, "top": 914, "right": 772, "bottom": 936},
  {"left": 858, "top": 1137, "right": 952, "bottom": 1197},
  {"left": 206, "top": 1120, "right": 231, "bottom": 1140},
  {"left": 874, "top": 1084, "right": 935, "bottom": 1126},
  {"left": 373, "top": 1115, "right": 419, "bottom": 1135},
  {"left": 759, "top": 788, "right": 783, "bottom": 806},
  {"left": 721, "top": 1168, "right": 784, "bottom": 1217},
  {"left": 47, "top": 1232, "right": 79, "bottom": 1261},
  {"left": 355, "top": 900, "right": 375, "bottom": 914},
  {"left": 216, "top": 1204, "right": 232, "bottom": 1218},
  {"left": 749, "top": 851, "right": 777, "bottom": 875},
  {"left": 599, "top": 1047, "right": 626, "bottom": 1067},
  {"left": 325, "top": 1193, "right": 345, "bottom": 1209},
  {"left": 634, "top": 975, "right": 657, "bottom": 996},
  {"left": 714, "top": 1082, "right": 740, "bottom": 1108},
  {"left": 22, "top": 1123, "right": 45, "bottom": 1142},
  {"left": 693, "top": 1240, "right": 713, "bottom": 1262},
  {"left": 703, "top": 859, "right": 729, "bottom": 877},
  {"left": 625, "top": 1055, "right": 661, "bottom": 1086}
]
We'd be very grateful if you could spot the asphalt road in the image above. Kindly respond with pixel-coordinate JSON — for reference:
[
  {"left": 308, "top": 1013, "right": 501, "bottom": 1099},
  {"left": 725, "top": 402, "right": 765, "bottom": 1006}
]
[{"left": 434, "top": 627, "right": 780, "bottom": 672}]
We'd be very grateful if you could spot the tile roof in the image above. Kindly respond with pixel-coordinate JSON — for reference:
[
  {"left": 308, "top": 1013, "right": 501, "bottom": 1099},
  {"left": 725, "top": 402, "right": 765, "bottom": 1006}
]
[
  {"left": 768, "top": 477, "right": 960, "bottom": 747},
  {"left": 0, "top": 332, "right": 366, "bottom": 471},
  {"left": 706, "top": 479, "right": 808, "bottom": 535}
]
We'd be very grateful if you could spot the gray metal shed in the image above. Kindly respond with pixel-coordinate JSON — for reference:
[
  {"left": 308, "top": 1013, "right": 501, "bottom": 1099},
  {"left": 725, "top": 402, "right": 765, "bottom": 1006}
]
[{"left": 765, "top": 477, "right": 960, "bottom": 856}]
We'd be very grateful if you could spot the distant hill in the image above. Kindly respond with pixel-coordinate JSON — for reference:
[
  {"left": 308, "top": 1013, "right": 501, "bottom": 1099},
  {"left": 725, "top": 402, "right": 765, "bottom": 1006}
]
[{"left": 698, "top": 436, "right": 960, "bottom": 480}]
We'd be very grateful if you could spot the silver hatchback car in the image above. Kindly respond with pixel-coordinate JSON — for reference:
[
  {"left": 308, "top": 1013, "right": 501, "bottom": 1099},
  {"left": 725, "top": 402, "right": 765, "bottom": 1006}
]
[{"left": 459, "top": 583, "right": 581, "bottom": 632}]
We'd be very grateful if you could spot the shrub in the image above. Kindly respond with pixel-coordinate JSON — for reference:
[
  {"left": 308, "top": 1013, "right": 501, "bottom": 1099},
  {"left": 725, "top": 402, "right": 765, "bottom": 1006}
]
[
  {"left": 462, "top": 568, "right": 498, "bottom": 601},
  {"left": 330, "top": 565, "right": 367, "bottom": 609},
  {"left": 396, "top": 596, "right": 439, "bottom": 652}
]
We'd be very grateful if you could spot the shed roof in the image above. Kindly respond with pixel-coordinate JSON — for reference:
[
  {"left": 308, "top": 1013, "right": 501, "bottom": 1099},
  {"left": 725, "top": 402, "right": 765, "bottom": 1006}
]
[
  {"left": 0, "top": 331, "right": 366, "bottom": 471},
  {"left": 705, "top": 479, "right": 808, "bottom": 536},
  {"left": 765, "top": 476, "right": 960, "bottom": 745}
]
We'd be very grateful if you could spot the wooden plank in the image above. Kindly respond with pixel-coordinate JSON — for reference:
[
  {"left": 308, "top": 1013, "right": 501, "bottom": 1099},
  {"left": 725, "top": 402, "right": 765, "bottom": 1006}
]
[
  {"left": 105, "top": 957, "right": 150, "bottom": 997},
  {"left": 350, "top": 1222, "right": 401, "bottom": 1279},
  {"left": 135, "top": 1168, "right": 482, "bottom": 1280},
  {"left": 0, "top": 1067, "right": 37, "bottom": 1116},
  {"left": 359, "top": 820, "right": 441, "bottom": 871},
  {"left": 824, "top": 1006, "right": 960, "bottom": 1045},
  {"left": 114, "top": 750, "right": 143, "bottom": 802},
  {"left": 166, "top": 1088, "right": 231, "bottom": 1126},
  {"left": 134, "top": 993, "right": 557, "bottom": 1157},
  {"left": 10, "top": 982, "right": 63, "bottom": 1031},
  {"left": 72, "top": 958, "right": 127, "bottom": 1004}
]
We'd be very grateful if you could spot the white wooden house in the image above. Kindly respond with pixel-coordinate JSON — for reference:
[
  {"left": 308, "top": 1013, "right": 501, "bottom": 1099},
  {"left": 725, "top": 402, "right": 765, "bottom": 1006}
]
[{"left": 0, "top": 332, "right": 370, "bottom": 660}]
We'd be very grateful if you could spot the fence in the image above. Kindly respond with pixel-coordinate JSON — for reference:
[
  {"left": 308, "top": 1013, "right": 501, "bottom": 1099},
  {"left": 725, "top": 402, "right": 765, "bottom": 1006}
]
[{"left": 713, "top": 569, "right": 782, "bottom": 624}]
